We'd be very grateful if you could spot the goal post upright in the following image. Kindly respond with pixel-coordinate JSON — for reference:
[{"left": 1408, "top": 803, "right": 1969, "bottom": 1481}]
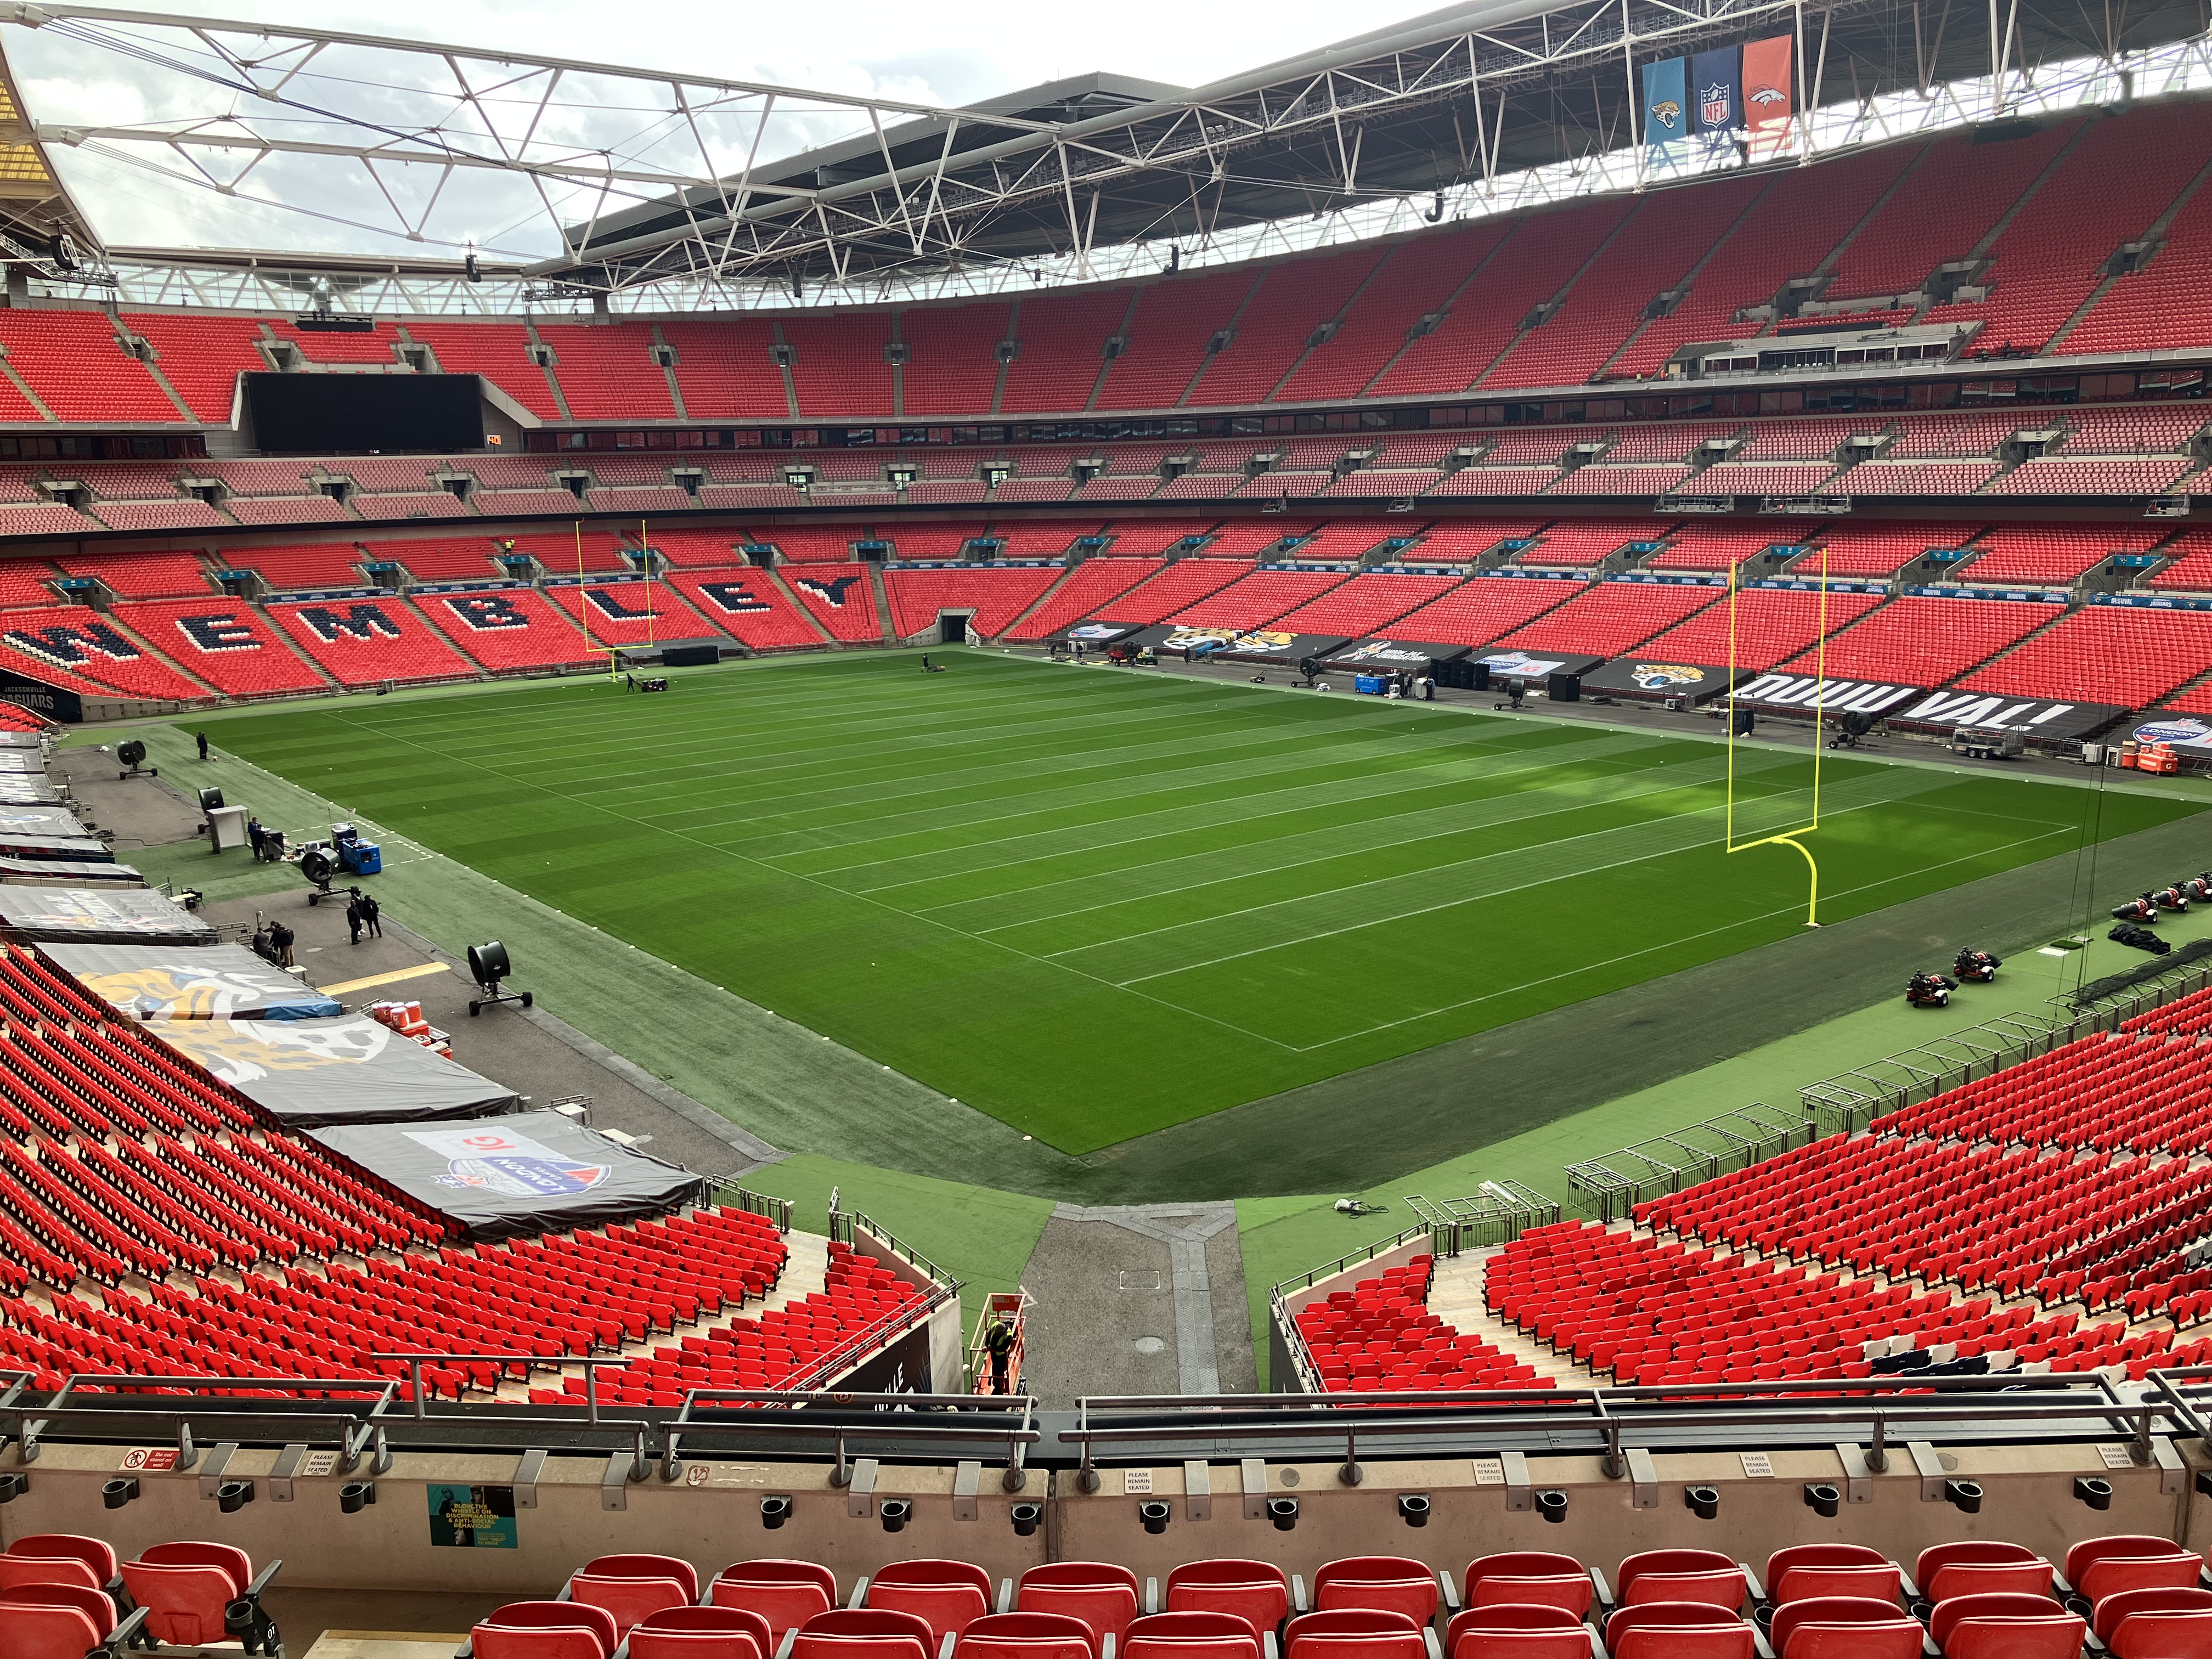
[{"left": 1724, "top": 538, "right": 1829, "bottom": 927}]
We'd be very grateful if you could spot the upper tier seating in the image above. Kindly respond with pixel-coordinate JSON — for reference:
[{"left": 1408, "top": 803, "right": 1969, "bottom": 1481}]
[
  {"left": 1804, "top": 523, "right": 1982, "bottom": 578},
  {"left": 408, "top": 321, "right": 563, "bottom": 419},
  {"left": 223, "top": 543, "right": 365, "bottom": 590},
  {"left": 1630, "top": 589, "right": 1885, "bottom": 673},
  {"left": 1295, "top": 1254, "right": 1547, "bottom": 1392},
  {"left": 1959, "top": 528, "right": 2165, "bottom": 586},
  {"left": 663, "top": 569, "right": 826, "bottom": 650},
  {"left": 1516, "top": 520, "right": 1673, "bottom": 567},
  {"left": 1488, "top": 581, "right": 1720, "bottom": 659},
  {"left": 53, "top": 551, "right": 210, "bottom": 599}
]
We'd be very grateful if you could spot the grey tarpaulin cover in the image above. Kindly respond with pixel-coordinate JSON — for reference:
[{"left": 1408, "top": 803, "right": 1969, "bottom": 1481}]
[
  {"left": 0, "top": 808, "right": 111, "bottom": 862},
  {"left": 0, "top": 752, "right": 49, "bottom": 775},
  {"left": 0, "top": 887, "right": 213, "bottom": 945},
  {"left": 0, "top": 857, "right": 142, "bottom": 887},
  {"left": 42, "top": 941, "right": 342, "bottom": 1021},
  {"left": 0, "top": 778, "right": 67, "bottom": 806},
  {"left": 151, "top": 1014, "right": 517, "bottom": 1125},
  {"left": 308, "top": 1111, "right": 705, "bottom": 1240}
]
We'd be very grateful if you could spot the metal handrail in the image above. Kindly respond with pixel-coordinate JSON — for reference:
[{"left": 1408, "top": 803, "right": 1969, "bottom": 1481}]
[
  {"left": 831, "top": 1203, "right": 957, "bottom": 1290},
  {"left": 366, "top": 1352, "right": 641, "bottom": 1423},
  {"left": 1269, "top": 1221, "right": 1431, "bottom": 1297},
  {"left": 705, "top": 1176, "right": 794, "bottom": 1234},
  {"left": 667, "top": 1389, "right": 1041, "bottom": 1489},
  {"left": 13, "top": 1372, "right": 404, "bottom": 1470}
]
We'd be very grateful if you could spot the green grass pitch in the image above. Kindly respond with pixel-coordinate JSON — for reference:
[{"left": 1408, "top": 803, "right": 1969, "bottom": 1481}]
[{"left": 212, "top": 651, "right": 2196, "bottom": 1154}]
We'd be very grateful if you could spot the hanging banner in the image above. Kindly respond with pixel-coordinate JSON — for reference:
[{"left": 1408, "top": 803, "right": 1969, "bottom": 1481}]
[
  {"left": 1642, "top": 58, "right": 1689, "bottom": 152},
  {"left": 1691, "top": 45, "right": 1743, "bottom": 146},
  {"left": 1742, "top": 34, "right": 1796, "bottom": 160}
]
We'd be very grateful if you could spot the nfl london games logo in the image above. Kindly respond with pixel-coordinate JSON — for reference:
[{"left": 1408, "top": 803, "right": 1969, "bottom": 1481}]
[{"left": 1700, "top": 84, "right": 1731, "bottom": 125}]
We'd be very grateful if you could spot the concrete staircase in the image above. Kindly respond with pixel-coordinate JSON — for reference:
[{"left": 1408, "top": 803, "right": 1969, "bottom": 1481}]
[{"left": 1429, "top": 1246, "right": 1592, "bottom": 1385}]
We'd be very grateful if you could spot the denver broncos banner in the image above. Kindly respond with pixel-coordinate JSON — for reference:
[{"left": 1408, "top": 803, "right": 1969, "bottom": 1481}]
[
  {"left": 1690, "top": 46, "right": 1742, "bottom": 143},
  {"left": 1642, "top": 57, "right": 1688, "bottom": 150},
  {"left": 309, "top": 1111, "right": 705, "bottom": 1240},
  {"left": 1742, "top": 35, "right": 1795, "bottom": 159}
]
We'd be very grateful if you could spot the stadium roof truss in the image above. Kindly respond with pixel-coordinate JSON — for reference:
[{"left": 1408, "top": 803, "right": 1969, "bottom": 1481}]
[{"left": 0, "top": 0, "right": 2207, "bottom": 313}]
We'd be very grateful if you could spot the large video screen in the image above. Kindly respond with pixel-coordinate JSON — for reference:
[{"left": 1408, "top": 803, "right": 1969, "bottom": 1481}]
[{"left": 244, "top": 372, "right": 484, "bottom": 454}]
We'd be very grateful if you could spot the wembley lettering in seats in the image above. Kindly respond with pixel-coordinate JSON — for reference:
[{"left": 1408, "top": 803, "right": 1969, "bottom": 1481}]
[
  {"left": 582, "top": 585, "right": 659, "bottom": 620},
  {"left": 697, "top": 580, "right": 771, "bottom": 614},
  {"left": 296, "top": 602, "right": 403, "bottom": 643},
  {"left": 444, "top": 594, "right": 529, "bottom": 630},
  {"left": 2, "top": 620, "right": 144, "bottom": 667},
  {"left": 171, "top": 613, "right": 260, "bottom": 653},
  {"left": 793, "top": 574, "right": 861, "bottom": 607}
]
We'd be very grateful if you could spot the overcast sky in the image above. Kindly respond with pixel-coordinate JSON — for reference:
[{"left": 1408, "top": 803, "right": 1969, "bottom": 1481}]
[{"left": 7, "top": 0, "right": 1424, "bottom": 257}]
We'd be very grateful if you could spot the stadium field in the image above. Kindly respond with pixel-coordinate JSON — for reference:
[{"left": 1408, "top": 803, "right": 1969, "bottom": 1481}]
[{"left": 213, "top": 650, "right": 2198, "bottom": 1154}]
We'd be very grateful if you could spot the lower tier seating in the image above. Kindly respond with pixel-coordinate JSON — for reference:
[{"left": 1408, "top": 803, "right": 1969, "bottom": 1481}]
[
  {"left": 263, "top": 593, "right": 482, "bottom": 686},
  {"left": 109, "top": 599, "right": 330, "bottom": 696},
  {"left": 883, "top": 565, "right": 1063, "bottom": 640},
  {"left": 663, "top": 569, "right": 826, "bottom": 650},
  {"left": 786, "top": 564, "right": 885, "bottom": 642}
]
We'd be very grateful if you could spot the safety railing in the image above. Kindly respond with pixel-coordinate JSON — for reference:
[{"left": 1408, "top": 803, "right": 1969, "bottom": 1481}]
[
  {"left": 706, "top": 1175, "right": 794, "bottom": 1233},
  {"left": 1404, "top": 1182, "right": 1559, "bottom": 1255},
  {"left": 665, "top": 1390, "right": 1041, "bottom": 1491},
  {"left": 1564, "top": 1103, "right": 1810, "bottom": 1221},
  {"left": 1066, "top": 1372, "right": 2176, "bottom": 1492},
  {"left": 8, "top": 1372, "right": 402, "bottom": 1473},
  {"left": 829, "top": 1199, "right": 956, "bottom": 1289},
  {"left": 2062, "top": 943, "right": 2212, "bottom": 1029},
  {"left": 1799, "top": 1008, "right": 2089, "bottom": 1135}
]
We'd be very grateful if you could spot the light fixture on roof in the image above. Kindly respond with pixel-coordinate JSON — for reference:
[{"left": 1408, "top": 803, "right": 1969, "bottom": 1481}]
[{"left": 464, "top": 241, "right": 482, "bottom": 283}]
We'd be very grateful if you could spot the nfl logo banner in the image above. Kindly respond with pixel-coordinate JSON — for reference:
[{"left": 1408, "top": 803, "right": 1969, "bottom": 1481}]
[
  {"left": 1641, "top": 57, "right": 1688, "bottom": 152},
  {"left": 1691, "top": 45, "right": 1743, "bottom": 142},
  {"left": 1742, "top": 35, "right": 1795, "bottom": 159}
]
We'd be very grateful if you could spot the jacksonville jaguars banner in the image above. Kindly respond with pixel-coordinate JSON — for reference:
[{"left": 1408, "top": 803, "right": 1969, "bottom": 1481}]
[
  {"left": 1642, "top": 57, "right": 1689, "bottom": 154},
  {"left": 153, "top": 1013, "right": 518, "bottom": 1126},
  {"left": 41, "top": 942, "right": 342, "bottom": 1023},
  {"left": 1743, "top": 34, "right": 1795, "bottom": 159},
  {"left": 308, "top": 1111, "right": 705, "bottom": 1240},
  {"left": 0, "top": 886, "right": 214, "bottom": 945},
  {"left": 1579, "top": 659, "right": 1751, "bottom": 704},
  {"left": 1691, "top": 46, "right": 1743, "bottom": 146}
]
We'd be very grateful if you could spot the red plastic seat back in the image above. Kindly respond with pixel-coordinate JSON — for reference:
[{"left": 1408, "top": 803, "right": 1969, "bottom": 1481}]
[
  {"left": 1616, "top": 1554, "right": 1744, "bottom": 1613},
  {"left": 1284, "top": 1613, "right": 1427, "bottom": 1659},
  {"left": 2065, "top": 1536, "right": 2206, "bottom": 1606},
  {"left": 1466, "top": 1555, "right": 1591, "bottom": 1619},
  {"left": 1927, "top": 1595, "right": 2075, "bottom": 1654},
  {"left": 123, "top": 1543, "right": 254, "bottom": 1649},
  {"left": 713, "top": 1561, "right": 840, "bottom": 1645},
  {"left": 0, "top": 1555, "right": 100, "bottom": 1595},
  {"left": 1603, "top": 1602, "right": 1754, "bottom": 1659},
  {"left": 1125, "top": 1610, "right": 1264, "bottom": 1659},
  {"left": 1914, "top": 1543, "right": 2039, "bottom": 1605},
  {"left": 629, "top": 1606, "right": 774, "bottom": 1659},
  {"left": 1445, "top": 1602, "right": 1589, "bottom": 1658},
  {"left": 585, "top": 1555, "right": 703, "bottom": 1603},
  {"left": 0, "top": 1588, "right": 109, "bottom": 1659},
  {"left": 792, "top": 1609, "right": 935, "bottom": 1659},
  {"left": 871, "top": 1562, "right": 995, "bottom": 1643},
  {"left": 1019, "top": 1566, "right": 1142, "bottom": 1647},
  {"left": 954, "top": 1611, "right": 1099, "bottom": 1659},
  {"left": 1941, "top": 1615, "right": 2086, "bottom": 1659},
  {"left": 1313, "top": 1558, "right": 1440, "bottom": 1627},
  {"left": 1768, "top": 1598, "right": 1921, "bottom": 1659},
  {"left": 2095, "top": 1586, "right": 2212, "bottom": 1645},
  {"left": 1763, "top": 1547, "right": 1898, "bottom": 1610},
  {"left": 475, "top": 1604, "right": 621, "bottom": 1659},
  {"left": 5, "top": 1534, "right": 117, "bottom": 1588},
  {"left": 571, "top": 1569, "right": 695, "bottom": 1636},
  {"left": 1167, "top": 1562, "right": 1291, "bottom": 1634}
]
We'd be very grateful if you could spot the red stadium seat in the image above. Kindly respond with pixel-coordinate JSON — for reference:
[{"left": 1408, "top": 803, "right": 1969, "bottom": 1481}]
[
  {"left": 1284, "top": 1609, "right": 1428, "bottom": 1659},
  {"left": 1166, "top": 1561, "right": 1291, "bottom": 1634},
  {"left": 2064, "top": 1537, "right": 2207, "bottom": 1605},
  {"left": 1312, "top": 1558, "right": 1441, "bottom": 1626},
  {"left": 1465, "top": 1556, "right": 1593, "bottom": 1618},
  {"left": 121, "top": 1542, "right": 258, "bottom": 1649},
  {"left": 1601, "top": 1602, "right": 1756, "bottom": 1658},
  {"left": 0, "top": 1582, "right": 138, "bottom": 1659},
  {"left": 1927, "top": 1593, "right": 2084, "bottom": 1658},
  {"left": 629, "top": 1607, "right": 775, "bottom": 1659},
  {"left": 474, "top": 1602, "right": 622, "bottom": 1659},
  {"left": 0, "top": 1535, "right": 117, "bottom": 1594},
  {"left": 1018, "top": 1565, "right": 1142, "bottom": 1648},
  {"left": 1124, "top": 1611, "right": 1265, "bottom": 1659},
  {"left": 712, "top": 1561, "right": 840, "bottom": 1645},
  {"left": 1441, "top": 1602, "right": 1593, "bottom": 1657},
  {"left": 867, "top": 1561, "right": 994, "bottom": 1642},
  {"left": 1764, "top": 1597, "right": 1922, "bottom": 1659},
  {"left": 792, "top": 1607, "right": 936, "bottom": 1659},
  {"left": 2099, "top": 1587, "right": 2212, "bottom": 1656},
  {"left": 1616, "top": 1554, "right": 1747, "bottom": 1612},
  {"left": 568, "top": 1553, "right": 701, "bottom": 1634},
  {"left": 955, "top": 1612, "right": 1101, "bottom": 1659},
  {"left": 1762, "top": 1547, "right": 1901, "bottom": 1608},
  {"left": 1914, "top": 1543, "right": 2055, "bottom": 1604}
]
